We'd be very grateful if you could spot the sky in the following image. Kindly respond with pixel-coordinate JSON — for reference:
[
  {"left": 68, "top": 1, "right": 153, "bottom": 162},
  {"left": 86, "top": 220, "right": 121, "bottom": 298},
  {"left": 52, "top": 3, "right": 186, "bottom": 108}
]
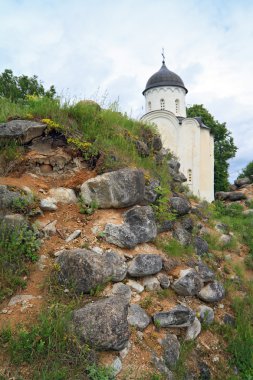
[{"left": 0, "top": 0, "right": 253, "bottom": 181}]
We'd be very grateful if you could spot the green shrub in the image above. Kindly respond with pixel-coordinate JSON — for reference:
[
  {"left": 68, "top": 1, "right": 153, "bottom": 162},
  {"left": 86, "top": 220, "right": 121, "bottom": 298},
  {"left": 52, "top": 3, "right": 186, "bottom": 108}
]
[{"left": 156, "top": 237, "right": 193, "bottom": 257}]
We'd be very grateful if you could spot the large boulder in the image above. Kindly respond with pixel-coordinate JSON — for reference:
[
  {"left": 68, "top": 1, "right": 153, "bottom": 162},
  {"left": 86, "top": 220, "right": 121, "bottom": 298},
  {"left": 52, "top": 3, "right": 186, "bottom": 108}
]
[
  {"left": 215, "top": 191, "right": 246, "bottom": 201},
  {"left": 198, "top": 281, "right": 225, "bottom": 303},
  {"left": 56, "top": 249, "right": 127, "bottom": 293},
  {"left": 234, "top": 177, "right": 251, "bottom": 188},
  {"left": 172, "top": 269, "right": 203, "bottom": 296},
  {"left": 73, "top": 296, "right": 130, "bottom": 350},
  {"left": 0, "top": 119, "right": 46, "bottom": 144},
  {"left": 153, "top": 305, "right": 195, "bottom": 328},
  {"left": 170, "top": 197, "right": 191, "bottom": 216},
  {"left": 80, "top": 168, "right": 145, "bottom": 208},
  {"left": 128, "top": 254, "right": 163, "bottom": 277},
  {"left": 104, "top": 206, "right": 157, "bottom": 248}
]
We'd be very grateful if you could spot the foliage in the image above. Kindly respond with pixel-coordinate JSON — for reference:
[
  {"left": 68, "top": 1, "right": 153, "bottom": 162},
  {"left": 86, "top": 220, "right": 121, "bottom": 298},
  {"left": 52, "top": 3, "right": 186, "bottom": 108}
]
[
  {"left": 152, "top": 185, "right": 175, "bottom": 224},
  {"left": 0, "top": 222, "right": 40, "bottom": 301},
  {"left": 78, "top": 196, "right": 98, "bottom": 215},
  {"left": 86, "top": 364, "right": 114, "bottom": 380},
  {"left": 0, "top": 69, "right": 56, "bottom": 102},
  {"left": 238, "top": 160, "right": 253, "bottom": 179},
  {"left": 156, "top": 237, "right": 193, "bottom": 257},
  {"left": 187, "top": 104, "right": 237, "bottom": 192},
  {"left": 0, "top": 140, "right": 24, "bottom": 174}
]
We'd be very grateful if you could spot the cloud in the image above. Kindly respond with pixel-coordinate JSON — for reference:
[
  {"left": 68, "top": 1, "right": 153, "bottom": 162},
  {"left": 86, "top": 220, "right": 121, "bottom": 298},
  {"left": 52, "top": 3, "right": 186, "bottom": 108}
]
[{"left": 0, "top": 0, "right": 253, "bottom": 180}]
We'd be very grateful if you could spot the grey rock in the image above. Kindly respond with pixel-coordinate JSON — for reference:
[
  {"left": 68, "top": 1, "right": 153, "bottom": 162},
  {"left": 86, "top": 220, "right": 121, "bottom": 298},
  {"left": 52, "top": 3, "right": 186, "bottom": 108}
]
[
  {"left": 157, "top": 273, "right": 171, "bottom": 289},
  {"left": 228, "top": 192, "right": 247, "bottom": 201},
  {"left": 219, "top": 234, "right": 232, "bottom": 245},
  {"left": 168, "top": 159, "right": 180, "bottom": 172},
  {"left": 111, "top": 283, "right": 132, "bottom": 303},
  {"left": 43, "top": 220, "right": 57, "bottom": 236},
  {"left": 143, "top": 276, "right": 161, "bottom": 291},
  {"left": 111, "top": 357, "right": 122, "bottom": 376},
  {"left": 198, "top": 362, "right": 211, "bottom": 380},
  {"left": 215, "top": 191, "right": 230, "bottom": 200},
  {"left": 105, "top": 206, "right": 157, "bottom": 248},
  {"left": 196, "top": 262, "right": 215, "bottom": 283},
  {"left": 126, "top": 279, "right": 144, "bottom": 293},
  {"left": 56, "top": 249, "right": 127, "bottom": 293},
  {"left": 65, "top": 229, "right": 81, "bottom": 242},
  {"left": 215, "top": 223, "right": 229, "bottom": 234},
  {"left": 2, "top": 213, "right": 27, "bottom": 228},
  {"left": 8, "top": 294, "right": 38, "bottom": 306},
  {"left": 198, "top": 281, "right": 225, "bottom": 302},
  {"left": 185, "top": 317, "right": 201, "bottom": 340},
  {"left": 144, "top": 179, "right": 160, "bottom": 204},
  {"left": 197, "top": 305, "right": 214, "bottom": 325},
  {"left": 181, "top": 217, "right": 194, "bottom": 232},
  {"left": 135, "top": 140, "right": 149, "bottom": 157},
  {"left": 73, "top": 296, "right": 130, "bottom": 350},
  {"left": 194, "top": 237, "right": 209, "bottom": 256},
  {"left": 161, "top": 333, "right": 180, "bottom": 368},
  {"left": 152, "top": 135, "right": 163, "bottom": 151},
  {"left": 0, "top": 119, "right": 46, "bottom": 144},
  {"left": 0, "top": 185, "right": 30, "bottom": 211},
  {"left": 81, "top": 168, "right": 145, "bottom": 208},
  {"left": 173, "top": 225, "right": 192, "bottom": 246},
  {"left": 153, "top": 305, "right": 195, "bottom": 328},
  {"left": 48, "top": 188, "right": 77, "bottom": 204},
  {"left": 234, "top": 177, "right": 251, "bottom": 187},
  {"left": 223, "top": 313, "right": 236, "bottom": 327},
  {"left": 128, "top": 254, "right": 163, "bottom": 277},
  {"left": 127, "top": 304, "right": 151, "bottom": 330},
  {"left": 243, "top": 209, "right": 253, "bottom": 215},
  {"left": 172, "top": 172, "right": 187, "bottom": 183},
  {"left": 170, "top": 197, "right": 191, "bottom": 216},
  {"left": 40, "top": 198, "right": 57, "bottom": 211},
  {"left": 152, "top": 354, "right": 175, "bottom": 379},
  {"left": 172, "top": 269, "right": 203, "bottom": 296},
  {"left": 157, "top": 219, "right": 175, "bottom": 233}
]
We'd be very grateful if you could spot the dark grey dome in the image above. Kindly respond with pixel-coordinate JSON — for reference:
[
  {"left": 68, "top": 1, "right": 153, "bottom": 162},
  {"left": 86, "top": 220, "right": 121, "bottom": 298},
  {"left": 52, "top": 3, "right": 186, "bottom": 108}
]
[{"left": 143, "top": 63, "right": 188, "bottom": 94}]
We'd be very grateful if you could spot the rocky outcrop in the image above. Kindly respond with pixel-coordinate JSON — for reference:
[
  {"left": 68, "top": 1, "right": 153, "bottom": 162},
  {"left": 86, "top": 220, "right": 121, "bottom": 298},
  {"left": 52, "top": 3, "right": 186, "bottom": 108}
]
[
  {"left": 80, "top": 168, "right": 145, "bottom": 208},
  {"left": 73, "top": 296, "right": 130, "bottom": 350},
  {"left": 127, "top": 254, "right": 163, "bottom": 277},
  {"left": 153, "top": 305, "right": 195, "bottom": 328},
  {"left": 56, "top": 249, "right": 127, "bottom": 293},
  {"left": 0, "top": 119, "right": 46, "bottom": 144},
  {"left": 104, "top": 206, "right": 157, "bottom": 248}
]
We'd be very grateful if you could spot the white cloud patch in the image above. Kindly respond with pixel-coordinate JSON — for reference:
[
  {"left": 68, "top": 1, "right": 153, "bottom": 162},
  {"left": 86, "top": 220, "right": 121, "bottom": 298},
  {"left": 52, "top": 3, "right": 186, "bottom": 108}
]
[{"left": 0, "top": 0, "right": 253, "bottom": 181}]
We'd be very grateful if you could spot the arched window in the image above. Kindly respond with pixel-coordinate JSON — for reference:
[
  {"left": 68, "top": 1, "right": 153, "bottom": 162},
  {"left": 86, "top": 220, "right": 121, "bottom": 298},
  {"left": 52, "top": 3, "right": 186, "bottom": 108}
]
[
  {"left": 148, "top": 101, "right": 152, "bottom": 111},
  {"left": 160, "top": 98, "right": 165, "bottom": 110},
  {"left": 188, "top": 169, "right": 192, "bottom": 183},
  {"left": 175, "top": 99, "right": 180, "bottom": 114}
]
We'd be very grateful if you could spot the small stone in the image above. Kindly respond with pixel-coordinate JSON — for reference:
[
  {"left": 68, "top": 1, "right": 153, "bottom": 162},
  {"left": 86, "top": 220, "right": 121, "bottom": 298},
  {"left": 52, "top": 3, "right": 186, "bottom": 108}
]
[
  {"left": 143, "top": 276, "right": 161, "bottom": 291},
  {"left": 64, "top": 288, "right": 70, "bottom": 293},
  {"left": 8, "top": 294, "right": 36, "bottom": 306},
  {"left": 198, "top": 281, "right": 225, "bottom": 303},
  {"left": 126, "top": 279, "right": 144, "bottom": 293},
  {"left": 127, "top": 304, "right": 151, "bottom": 330},
  {"left": 185, "top": 317, "right": 201, "bottom": 340},
  {"left": 111, "top": 283, "right": 132, "bottom": 303},
  {"left": 153, "top": 305, "right": 195, "bottom": 328},
  {"left": 48, "top": 187, "right": 77, "bottom": 204},
  {"left": 1, "top": 309, "right": 8, "bottom": 314},
  {"left": 223, "top": 313, "right": 236, "bottom": 327},
  {"left": 172, "top": 269, "right": 203, "bottom": 296},
  {"left": 212, "top": 355, "right": 219, "bottom": 363},
  {"left": 157, "top": 273, "right": 171, "bottom": 289},
  {"left": 218, "top": 304, "right": 224, "bottom": 309},
  {"left": 219, "top": 234, "right": 232, "bottom": 245},
  {"left": 43, "top": 220, "right": 57, "bottom": 236},
  {"left": 136, "top": 331, "right": 144, "bottom": 340},
  {"left": 40, "top": 198, "right": 57, "bottom": 211},
  {"left": 119, "top": 341, "right": 131, "bottom": 359},
  {"left": 111, "top": 357, "right": 122, "bottom": 376},
  {"left": 197, "top": 305, "right": 214, "bottom": 325},
  {"left": 54, "top": 250, "right": 65, "bottom": 257},
  {"left": 128, "top": 254, "right": 163, "bottom": 277},
  {"left": 92, "top": 246, "right": 103, "bottom": 255},
  {"left": 65, "top": 229, "right": 81, "bottom": 242}
]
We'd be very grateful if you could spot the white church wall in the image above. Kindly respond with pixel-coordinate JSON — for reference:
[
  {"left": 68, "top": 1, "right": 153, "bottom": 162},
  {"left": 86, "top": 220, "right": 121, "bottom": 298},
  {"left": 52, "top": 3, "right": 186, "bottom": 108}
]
[
  {"left": 200, "top": 128, "right": 214, "bottom": 202},
  {"left": 144, "top": 87, "right": 186, "bottom": 117}
]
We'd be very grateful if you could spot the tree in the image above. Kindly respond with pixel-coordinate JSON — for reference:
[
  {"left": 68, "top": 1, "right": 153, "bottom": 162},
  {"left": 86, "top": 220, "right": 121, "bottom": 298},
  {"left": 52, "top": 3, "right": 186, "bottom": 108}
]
[
  {"left": 0, "top": 69, "right": 56, "bottom": 102},
  {"left": 238, "top": 161, "right": 253, "bottom": 179},
  {"left": 187, "top": 104, "right": 237, "bottom": 192}
]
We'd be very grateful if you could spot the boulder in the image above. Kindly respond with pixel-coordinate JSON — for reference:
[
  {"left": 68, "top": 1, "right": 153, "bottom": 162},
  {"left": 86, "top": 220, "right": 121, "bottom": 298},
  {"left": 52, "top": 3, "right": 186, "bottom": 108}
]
[
  {"left": 198, "top": 281, "right": 225, "bottom": 303},
  {"left": 170, "top": 197, "right": 191, "bottom": 216},
  {"left": 135, "top": 140, "right": 149, "bottom": 157},
  {"left": 234, "top": 177, "right": 251, "bottom": 187},
  {"left": 161, "top": 334, "right": 180, "bottom": 369},
  {"left": 128, "top": 254, "right": 163, "bottom": 277},
  {"left": 56, "top": 249, "right": 127, "bottom": 293},
  {"left": 0, "top": 185, "right": 30, "bottom": 211},
  {"left": 152, "top": 135, "right": 163, "bottom": 151},
  {"left": 195, "top": 262, "right": 215, "bottom": 283},
  {"left": 40, "top": 198, "right": 57, "bottom": 211},
  {"left": 181, "top": 217, "right": 194, "bottom": 232},
  {"left": 111, "top": 283, "right": 132, "bottom": 303},
  {"left": 172, "top": 269, "right": 203, "bottom": 296},
  {"left": 194, "top": 236, "right": 209, "bottom": 256},
  {"left": 197, "top": 305, "right": 214, "bottom": 325},
  {"left": 153, "top": 305, "right": 195, "bottom": 328},
  {"left": 0, "top": 119, "right": 46, "bottom": 144},
  {"left": 168, "top": 159, "right": 180, "bottom": 172},
  {"left": 48, "top": 188, "right": 77, "bottom": 204},
  {"left": 105, "top": 206, "right": 157, "bottom": 248},
  {"left": 215, "top": 191, "right": 230, "bottom": 201},
  {"left": 127, "top": 304, "right": 151, "bottom": 330},
  {"left": 143, "top": 179, "right": 160, "bottom": 204},
  {"left": 185, "top": 317, "right": 201, "bottom": 340},
  {"left": 80, "top": 168, "right": 145, "bottom": 208},
  {"left": 73, "top": 296, "right": 130, "bottom": 350},
  {"left": 228, "top": 192, "right": 247, "bottom": 201},
  {"left": 157, "top": 219, "right": 175, "bottom": 233},
  {"left": 173, "top": 225, "right": 192, "bottom": 246}
]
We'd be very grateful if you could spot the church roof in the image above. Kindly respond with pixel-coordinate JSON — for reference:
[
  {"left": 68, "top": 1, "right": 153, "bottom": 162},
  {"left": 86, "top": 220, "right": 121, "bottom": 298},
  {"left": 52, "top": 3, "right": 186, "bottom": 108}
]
[{"left": 143, "top": 62, "right": 188, "bottom": 94}]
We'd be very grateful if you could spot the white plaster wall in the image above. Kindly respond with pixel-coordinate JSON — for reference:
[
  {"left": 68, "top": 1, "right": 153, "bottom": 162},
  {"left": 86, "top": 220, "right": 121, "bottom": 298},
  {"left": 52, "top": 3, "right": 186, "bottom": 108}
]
[
  {"left": 199, "top": 128, "right": 214, "bottom": 202},
  {"left": 144, "top": 86, "right": 186, "bottom": 117}
]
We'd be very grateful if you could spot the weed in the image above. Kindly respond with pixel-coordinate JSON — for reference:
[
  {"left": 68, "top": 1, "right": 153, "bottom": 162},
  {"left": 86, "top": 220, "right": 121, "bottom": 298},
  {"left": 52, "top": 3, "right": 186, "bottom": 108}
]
[
  {"left": 155, "top": 237, "right": 193, "bottom": 257},
  {"left": 173, "top": 340, "right": 195, "bottom": 379},
  {"left": 152, "top": 185, "right": 175, "bottom": 224},
  {"left": 139, "top": 295, "right": 153, "bottom": 309},
  {"left": 78, "top": 196, "right": 98, "bottom": 215},
  {"left": 86, "top": 364, "right": 115, "bottom": 380},
  {"left": 157, "top": 288, "right": 173, "bottom": 299}
]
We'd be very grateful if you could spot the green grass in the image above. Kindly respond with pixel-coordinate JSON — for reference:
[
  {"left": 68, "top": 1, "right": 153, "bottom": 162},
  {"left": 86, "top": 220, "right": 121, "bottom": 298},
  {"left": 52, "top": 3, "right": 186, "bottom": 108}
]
[
  {"left": 155, "top": 237, "right": 194, "bottom": 257},
  {"left": 0, "top": 221, "right": 40, "bottom": 301}
]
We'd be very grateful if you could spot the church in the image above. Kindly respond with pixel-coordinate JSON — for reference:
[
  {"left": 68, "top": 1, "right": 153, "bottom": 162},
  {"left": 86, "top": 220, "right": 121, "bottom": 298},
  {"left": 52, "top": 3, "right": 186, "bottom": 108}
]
[{"left": 140, "top": 57, "right": 214, "bottom": 202}]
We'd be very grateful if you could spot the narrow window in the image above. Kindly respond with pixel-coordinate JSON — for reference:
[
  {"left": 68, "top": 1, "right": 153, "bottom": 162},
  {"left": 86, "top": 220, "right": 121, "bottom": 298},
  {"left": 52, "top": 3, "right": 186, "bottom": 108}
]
[
  {"left": 188, "top": 169, "right": 192, "bottom": 182},
  {"left": 175, "top": 99, "right": 180, "bottom": 114},
  {"left": 160, "top": 98, "right": 165, "bottom": 110},
  {"left": 148, "top": 101, "right": 152, "bottom": 111}
]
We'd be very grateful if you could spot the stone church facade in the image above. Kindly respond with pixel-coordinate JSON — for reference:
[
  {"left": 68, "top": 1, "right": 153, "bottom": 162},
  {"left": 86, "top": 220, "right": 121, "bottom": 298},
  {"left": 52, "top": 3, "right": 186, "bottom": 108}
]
[{"left": 140, "top": 60, "right": 214, "bottom": 202}]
